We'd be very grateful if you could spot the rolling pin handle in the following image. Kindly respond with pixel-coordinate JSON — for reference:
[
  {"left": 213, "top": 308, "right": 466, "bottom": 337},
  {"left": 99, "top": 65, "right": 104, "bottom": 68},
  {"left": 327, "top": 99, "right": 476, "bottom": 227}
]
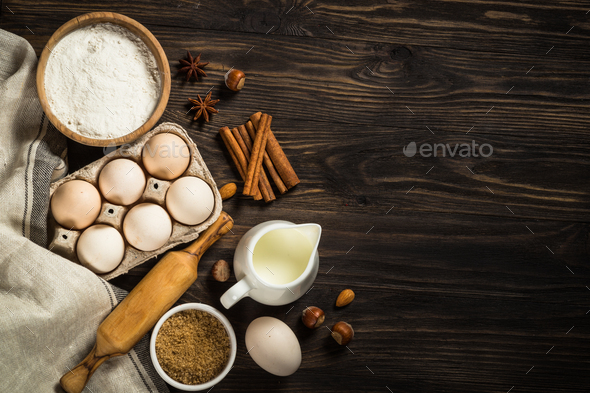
[{"left": 59, "top": 343, "right": 110, "bottom": 393}]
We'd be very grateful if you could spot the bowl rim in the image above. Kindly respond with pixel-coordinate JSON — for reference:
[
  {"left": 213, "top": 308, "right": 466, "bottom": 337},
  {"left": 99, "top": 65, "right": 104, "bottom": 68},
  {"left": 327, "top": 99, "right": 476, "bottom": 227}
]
[
  {"left": 36, "top": 12, "right": 171, "bottom": 147},
  {"left": 149, "top": 303, "right": 237, "bottom": 391}
]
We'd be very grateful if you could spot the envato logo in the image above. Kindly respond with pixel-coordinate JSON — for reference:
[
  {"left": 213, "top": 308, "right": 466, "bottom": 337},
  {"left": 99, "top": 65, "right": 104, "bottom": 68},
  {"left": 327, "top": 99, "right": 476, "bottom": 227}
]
[
  {"left": 403, "top": 141, "right": 493, "bottom": 158},
  {"left": 103, "top": 139, "right": 194, "bottom": 158}
]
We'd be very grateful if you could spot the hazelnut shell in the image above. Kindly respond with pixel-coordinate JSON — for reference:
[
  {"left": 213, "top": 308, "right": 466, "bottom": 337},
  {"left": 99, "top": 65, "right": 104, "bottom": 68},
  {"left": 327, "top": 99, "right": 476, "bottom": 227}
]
[
  {"left": 301, "top": 306, "right": 325, "bottom": 329},
  {"left": 225, "top": 69, "right": 246, "bottom": 91},
  {"left": 331, "top": 321, "right": 354, "bottom": 345}
]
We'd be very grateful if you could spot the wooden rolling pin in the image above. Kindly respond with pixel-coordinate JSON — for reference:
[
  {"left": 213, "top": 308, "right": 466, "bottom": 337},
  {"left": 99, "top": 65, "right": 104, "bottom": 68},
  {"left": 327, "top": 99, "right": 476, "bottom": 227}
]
[{"left": 60, "top": 211, "right": 234, "bottom": 393}]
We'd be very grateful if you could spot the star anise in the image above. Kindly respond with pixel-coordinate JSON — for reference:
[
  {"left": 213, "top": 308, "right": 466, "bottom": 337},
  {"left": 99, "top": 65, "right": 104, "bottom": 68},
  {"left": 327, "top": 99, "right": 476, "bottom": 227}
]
[
  {"left": 188, "top": 92, "right": 220, "bottom": 122},
  {"left": 179, "top": 51, "right": 209, "bottom": 81}
]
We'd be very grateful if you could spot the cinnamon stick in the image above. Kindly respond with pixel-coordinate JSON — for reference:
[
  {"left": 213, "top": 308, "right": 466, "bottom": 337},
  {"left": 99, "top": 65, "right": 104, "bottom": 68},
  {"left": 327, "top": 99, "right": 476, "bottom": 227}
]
[
  {"left": 249, "top": 112, "right": 300, "bottom": 189},
  {"left": 244, "top": 122, "right": 287, "bottom": 194},
  {"left": 243, "top": 114, "right": 271, "bottom": 196},
  {"left": 231, "top": 127, "right": 276, "bottom": 202},
  {"left": 219, "top": 127, "right": 262, "bottom": 200},
  {"left": 231, "top": 126, "right": 250, "bottom": 160}
]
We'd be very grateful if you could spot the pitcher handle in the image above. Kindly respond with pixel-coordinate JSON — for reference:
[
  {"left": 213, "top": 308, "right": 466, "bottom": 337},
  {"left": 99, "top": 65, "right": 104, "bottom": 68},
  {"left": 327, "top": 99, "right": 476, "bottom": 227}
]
[{"left": 220, "top": 278, "right": 253, "bottom": 309}]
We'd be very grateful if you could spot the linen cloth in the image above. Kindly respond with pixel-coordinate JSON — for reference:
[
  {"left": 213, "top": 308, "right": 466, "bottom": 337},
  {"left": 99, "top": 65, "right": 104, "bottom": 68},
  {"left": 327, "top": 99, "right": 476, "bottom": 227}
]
[{"left": 0, "top": 28, "right": 169, "bottom": 392}]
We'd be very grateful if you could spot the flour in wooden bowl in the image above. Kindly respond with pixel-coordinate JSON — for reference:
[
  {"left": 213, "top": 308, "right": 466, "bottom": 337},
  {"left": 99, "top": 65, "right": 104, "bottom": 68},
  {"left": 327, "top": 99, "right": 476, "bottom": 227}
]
[{"left": 44, "top": 23, "right": 161, "bottom": 139}]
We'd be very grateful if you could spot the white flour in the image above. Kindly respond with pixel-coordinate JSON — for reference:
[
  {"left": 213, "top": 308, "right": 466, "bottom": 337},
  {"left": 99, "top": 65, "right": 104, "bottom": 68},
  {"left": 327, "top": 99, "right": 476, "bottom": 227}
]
[{"left": 44, "top": 23, "right": 161, "bottom": 139}]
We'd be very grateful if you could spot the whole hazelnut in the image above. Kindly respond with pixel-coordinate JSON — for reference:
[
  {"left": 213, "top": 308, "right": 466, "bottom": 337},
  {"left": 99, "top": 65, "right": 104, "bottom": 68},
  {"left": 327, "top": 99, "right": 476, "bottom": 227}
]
[
  {"left": 301, "top": 306, "right": 325, "bottom": 329},
  {"left": 225, "top": 69, "right": 246, "bottom": 91},
  {"left": 331, "top": 321, "right": 354, "bottom": 345},
  {"left": 211, "top": 259, "right": 230, "bottom": 282}
]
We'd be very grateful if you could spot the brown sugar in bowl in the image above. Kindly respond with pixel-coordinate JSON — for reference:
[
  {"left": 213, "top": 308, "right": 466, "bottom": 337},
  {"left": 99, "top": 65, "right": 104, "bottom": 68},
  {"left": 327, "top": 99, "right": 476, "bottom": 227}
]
[
  {"left": 150, "top": 303, "right": 237, "bottom": 391},
  {"left": 36, "top": 12, "right": 171, "bottom": 147}
]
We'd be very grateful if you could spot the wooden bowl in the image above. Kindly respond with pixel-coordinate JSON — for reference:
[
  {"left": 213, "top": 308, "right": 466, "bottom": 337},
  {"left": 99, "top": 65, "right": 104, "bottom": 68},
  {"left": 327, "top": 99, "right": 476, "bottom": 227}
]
[{"left": 36, "top": 12, "right": 171, "bottom": 147}]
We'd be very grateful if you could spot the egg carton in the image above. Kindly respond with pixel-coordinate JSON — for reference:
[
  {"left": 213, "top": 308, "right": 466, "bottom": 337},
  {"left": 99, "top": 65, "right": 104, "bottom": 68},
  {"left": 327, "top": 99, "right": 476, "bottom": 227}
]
[{"left": 47, "top": 122, "right": 222, "bottom": 281}]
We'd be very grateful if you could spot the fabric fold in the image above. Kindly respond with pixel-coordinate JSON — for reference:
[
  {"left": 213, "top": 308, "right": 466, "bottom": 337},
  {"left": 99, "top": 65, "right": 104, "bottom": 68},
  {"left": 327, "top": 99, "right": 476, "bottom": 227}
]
[{"left": 0, "top": 28, "right": 168, "bottom": 393}]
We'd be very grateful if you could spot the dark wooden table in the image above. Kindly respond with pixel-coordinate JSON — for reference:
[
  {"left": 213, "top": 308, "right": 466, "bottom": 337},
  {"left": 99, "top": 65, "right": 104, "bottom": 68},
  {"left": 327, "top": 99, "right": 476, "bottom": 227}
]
[{"left": 3, "top": 1, "right": 590, "bottom": 392}]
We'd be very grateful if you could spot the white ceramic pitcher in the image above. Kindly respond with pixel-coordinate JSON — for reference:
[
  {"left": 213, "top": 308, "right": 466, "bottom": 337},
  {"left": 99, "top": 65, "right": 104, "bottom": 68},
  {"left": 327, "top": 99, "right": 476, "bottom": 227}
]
[{"left": 220, "top": 220, "right": 321, "bottom": 309}]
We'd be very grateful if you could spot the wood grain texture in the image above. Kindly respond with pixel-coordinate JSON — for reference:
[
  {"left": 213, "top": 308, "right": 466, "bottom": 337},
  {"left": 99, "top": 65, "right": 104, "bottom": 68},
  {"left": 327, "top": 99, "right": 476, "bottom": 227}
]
[
  {"left": 3, "top": 0, "right": 589, "bottom": 392},
  {"left": 5, "top": 0, "right": 590, "bottom": 56}
]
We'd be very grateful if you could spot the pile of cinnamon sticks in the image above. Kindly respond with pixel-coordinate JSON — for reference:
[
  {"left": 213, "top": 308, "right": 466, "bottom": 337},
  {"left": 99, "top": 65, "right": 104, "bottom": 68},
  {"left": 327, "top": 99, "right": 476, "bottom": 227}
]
[{"left": 219, "top": 112, "right": 299, "bottom": 202}]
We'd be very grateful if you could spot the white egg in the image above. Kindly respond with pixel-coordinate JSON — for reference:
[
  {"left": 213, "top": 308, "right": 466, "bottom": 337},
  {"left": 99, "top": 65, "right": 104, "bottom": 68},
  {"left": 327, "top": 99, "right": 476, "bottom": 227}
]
[
  {"left": 77, "top": 224, "right": 125, "bottom": 274},
  {"left": 98, "top": 159, "right": 146, "bottom": 205},
  {"left": 123, "top": 203, "right": 172, "bottom": 251},
  {"left": 245, "top": 316, "right": 301, "bottom": 376},
  {"left": 165, "top": 176, "right": 214, "bottom": 226}
]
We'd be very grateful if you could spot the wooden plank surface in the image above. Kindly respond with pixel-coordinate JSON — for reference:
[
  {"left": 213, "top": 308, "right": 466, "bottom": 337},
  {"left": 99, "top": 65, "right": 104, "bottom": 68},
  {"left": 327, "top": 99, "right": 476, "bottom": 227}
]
[{"left": 2, "top": 0, "right": 589, "bottom": 392}]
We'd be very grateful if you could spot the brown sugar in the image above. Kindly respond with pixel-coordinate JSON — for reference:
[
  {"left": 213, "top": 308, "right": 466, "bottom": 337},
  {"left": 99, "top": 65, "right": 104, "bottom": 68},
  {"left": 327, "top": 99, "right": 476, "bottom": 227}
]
[{"left": 155, "top": 309, "right": 230, "bottom": 385}]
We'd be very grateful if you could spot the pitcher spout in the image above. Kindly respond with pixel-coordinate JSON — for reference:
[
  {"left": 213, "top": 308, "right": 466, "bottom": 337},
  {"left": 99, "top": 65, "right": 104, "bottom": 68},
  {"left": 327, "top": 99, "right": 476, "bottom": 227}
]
[{"left": 294, "top": 223, "right": 322, "bottom": 253}]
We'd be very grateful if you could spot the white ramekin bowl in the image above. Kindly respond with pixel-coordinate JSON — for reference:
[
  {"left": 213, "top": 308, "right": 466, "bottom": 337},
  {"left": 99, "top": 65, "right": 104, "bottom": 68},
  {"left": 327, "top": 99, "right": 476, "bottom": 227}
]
[{"left": 150, "top": 303, "right": 237, "bottom": 391}]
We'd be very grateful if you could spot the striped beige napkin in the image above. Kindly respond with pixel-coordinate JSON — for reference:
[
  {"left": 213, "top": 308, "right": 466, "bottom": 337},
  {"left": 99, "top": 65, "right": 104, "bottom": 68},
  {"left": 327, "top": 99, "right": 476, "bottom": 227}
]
[{"left": 0, "top": 28, "right": 168, "bottom": 393}]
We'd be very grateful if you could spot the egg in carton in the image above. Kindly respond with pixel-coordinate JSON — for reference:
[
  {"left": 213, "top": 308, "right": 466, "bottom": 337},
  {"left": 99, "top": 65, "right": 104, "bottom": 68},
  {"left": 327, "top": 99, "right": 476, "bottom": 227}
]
[{"left": 47, "top": 122, "right": 222, "bottom": 281}]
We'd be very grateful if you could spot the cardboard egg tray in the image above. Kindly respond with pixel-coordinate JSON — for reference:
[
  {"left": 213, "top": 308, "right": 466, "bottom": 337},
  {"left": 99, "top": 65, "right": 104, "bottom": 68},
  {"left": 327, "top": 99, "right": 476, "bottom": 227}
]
[{"left": 47, "top": 122, "right": 222, "bottom": 281}]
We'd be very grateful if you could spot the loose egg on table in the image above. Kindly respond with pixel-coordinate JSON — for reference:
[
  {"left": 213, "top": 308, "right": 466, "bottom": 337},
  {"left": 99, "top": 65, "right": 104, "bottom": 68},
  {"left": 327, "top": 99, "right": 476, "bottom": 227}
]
[
  {"left": 245, "top": 316, "right": 301, "bottom": 376},
  {"left": 165, "top": 176, "right": 214, "bottom": 226},
  {"left": 50, "top": 180, "right": 102, "bottom": 230},
  {"left": 142, "top": 133, "right": 191, "bottom": 180},
  {"left": 77, "top": 224, "right": 125, "bottom": 274},
  {"left": 98, "top": 159, "right": 146, "bottom": 205},
  {"left": 123, "top": 203, "right": 172, "bottom": 251}
]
